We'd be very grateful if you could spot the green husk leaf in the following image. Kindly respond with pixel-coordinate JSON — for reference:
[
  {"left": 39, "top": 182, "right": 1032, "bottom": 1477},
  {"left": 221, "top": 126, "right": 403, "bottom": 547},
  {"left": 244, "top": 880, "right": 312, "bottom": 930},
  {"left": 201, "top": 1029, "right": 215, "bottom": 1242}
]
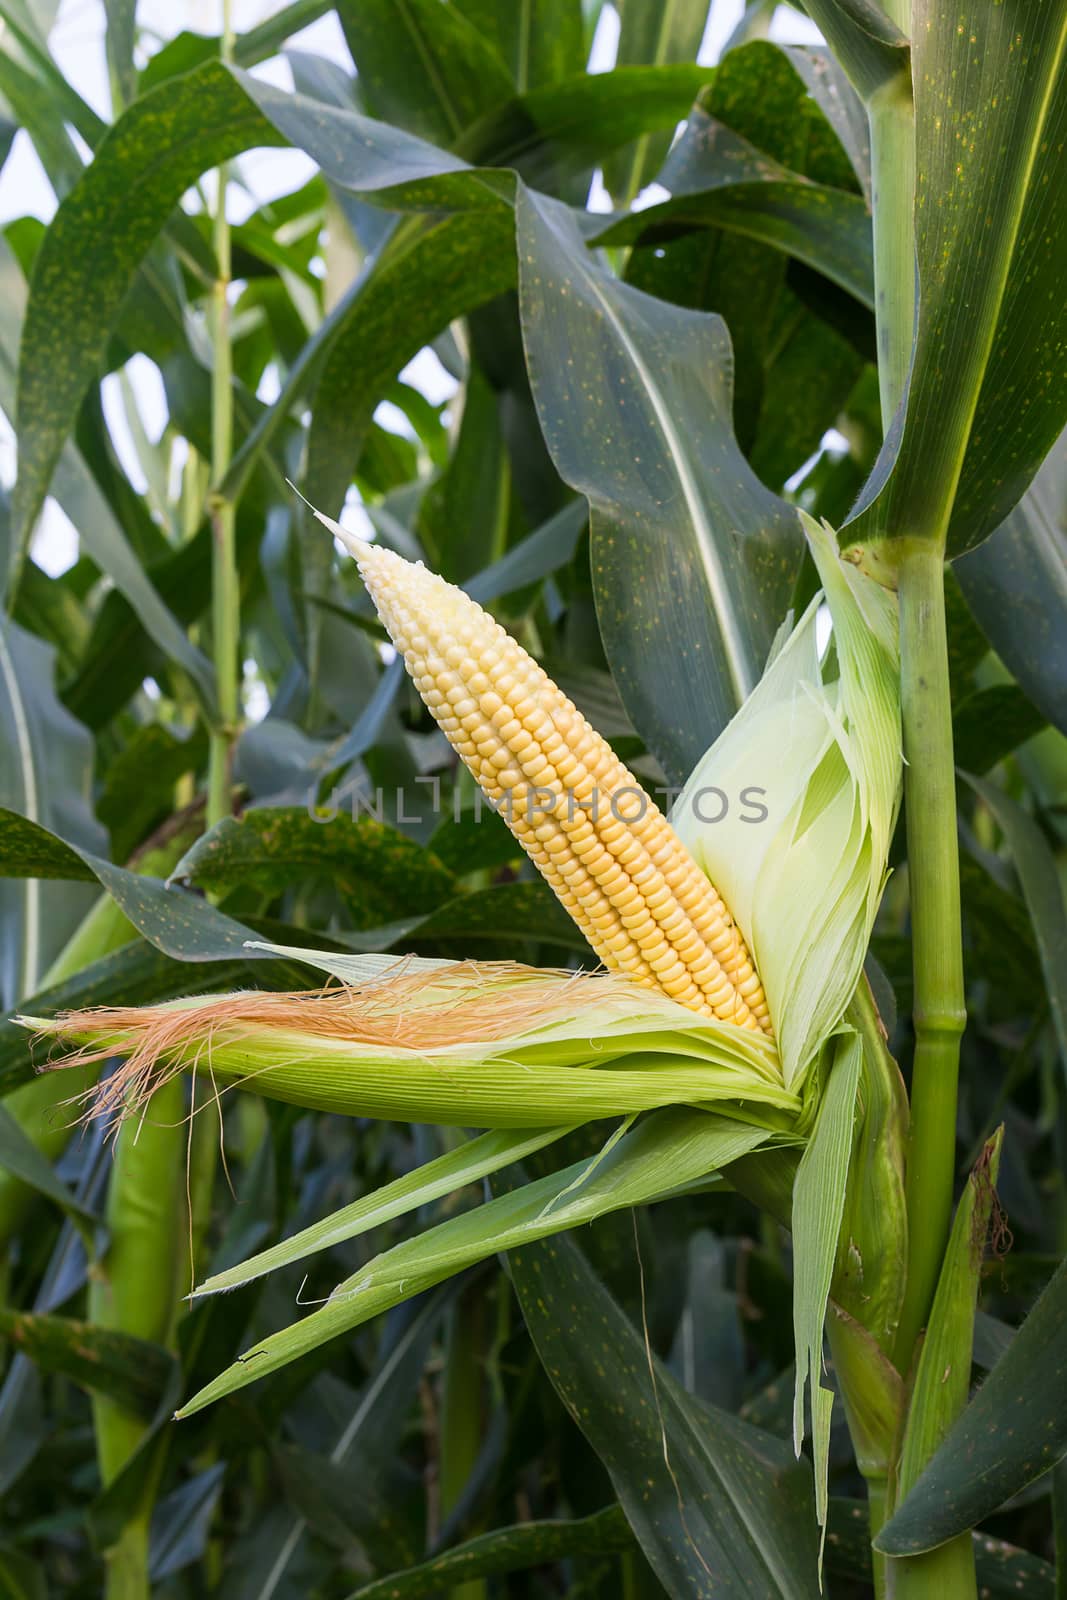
[
  {"left": 792, "top": 1031, "right": 862, "bottom": 1534},
  {"left": 176, "top": 1108, "right": 771, "bottom": 1416},
  {"left": 192, "top": 1124, "right": 575, "bottom": 1297},
  {"left": 674, "top": 516, "right": 901, "bottom": 1088}
]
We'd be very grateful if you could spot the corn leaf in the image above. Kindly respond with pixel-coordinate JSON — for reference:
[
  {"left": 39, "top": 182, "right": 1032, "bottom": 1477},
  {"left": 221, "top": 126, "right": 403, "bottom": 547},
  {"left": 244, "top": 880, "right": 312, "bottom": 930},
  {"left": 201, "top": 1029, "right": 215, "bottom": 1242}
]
[
  {"left": 878, "top": 1252, "right": 1067, "bottom": 1557},
  {"left": 955, "top": 438, "right": 1067, "bottom": 740},
  {"left": 797, "top": 0, "right": 906, "bottom": 101},
  {"left": 506, "top": 1216, "right": 822, "bottom": 1598},
  {"left": 335, "top": 0, "right": 514, "bottom": 147},
  {"left": 602, "top": 0, "right": 712, "bottom": 204},
  {"left": 0, "top": 809, "right": 260, "bottom": 962},
  {"left": 896, "top": 1130, "right": 1003, "bottom": 1495},
  {"left": 342, "top": 1506, "right": 634, "bottom": 1600},
  {"left": 0, "top": 624, "right": 103, "bottom": 1005},
  {"left": 847, "top": 3, "right": 1067, "bottom": 557},
  {"left": 516, "top": 180, "right": 801, "bottom": 783},
  {"left": 965, "top": 774, "right": 1067, "bottom": 1077},
  {"left": 0, "top": 1107, "right": 96, "bottom": 1227},
  {"left": 171, "top": 809, "right": 456, "bottom": 926},
  {"left": 12, "top": 60, "right": 284, "bottom": 560},
  {"left": 791, "top": 1031, "right": 862, "bottom": 1530},
  {"left": 0, "top": 1310, "right": 175, "bottom": 1417},
  {"left": 596, "top": 110, "right": 874, "bottom": 309},
  {"left": 176, "top": 1109, "right": 771, "bottom": 1416},
  {"left": 192, "top": 1125, "right": 575, "bottom": 1297},
  {"left": 0, "top": 242, "right": 210, "bottom": 709},
  {"left": 826, "top": 1497, "right": 1056, "bottom": 1596}
]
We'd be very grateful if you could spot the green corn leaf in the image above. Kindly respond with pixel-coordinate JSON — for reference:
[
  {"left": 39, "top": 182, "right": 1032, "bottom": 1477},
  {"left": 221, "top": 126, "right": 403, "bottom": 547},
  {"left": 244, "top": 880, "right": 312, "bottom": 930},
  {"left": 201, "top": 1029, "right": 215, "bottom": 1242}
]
[
  {"left": 792, "top": 1031, "right": 862, "bottom": 1531},
  {"left": 516, "top": 180, "right": 801, "bottom": 783},
  {"left": 952, "top": 686, "right": 1047, "bottom": 776},
  {"left": 0, "top": 809, "right": 261, "bottom": 963},
  {"left": 506, "top": 1215, "right": 822, "bottom": 1598},
  {"left": 102, "top": 0, "right": 136, "bottom": 109},
  {"left": 12, "top": 60, "right": 284, "bottom": 562},
  {"left": 955, "top": 438, "right": 1067, "bottom": 740},
  {"left": 896, "top": 1130, "right": 1003, "bottom": 1490},
  {"left": 846, "top": 4, "right": 1067, "bottom": 560},
  {"left": 0, "top": 620, "right": 104, "bottom": 1005},
  {"left": 306, "top": 211, "right": 516, "bottom": 521},
  {"left": 827, "top": 1498, "right": 1056, "bottom": 1596},
  {"left": 0, "top": 239, "right": 215, "bottom": 702},
  {"left": 482, "top": 0, "right": 585, "bottom": 91},
  {"left": 175, "top": 1110, "right": 772, "bottom": 1416},
  {"left": 230, "top": 66, "right": 736, "bottom": 521},
  {"left": 0, "top": 1106, "right": 96, "bottom": 1227},
  {"left": 796, "top": 0, "right": 907, "bottom": 102},
  {"left": 460, "top": 62, "right": 719, "bottom": 183},
  {"left": 0, "top": 1545, "right": 46, "bottom": 1600},
  {"left": 0, "top": 1310, "right": 176, "bottom": 1416},
  {"left": 335, "top": 0, "right": 515, "bottom": 147},
  {"left": 603, "top": 0, "right": 713, "bottom": 204},
  {"left": 965, "top": 774, "right": 1067, "bottom": 1077},
  {"left": 231, "top": 69, "right": 515, "bottom": 215},
  {"left": 171, "top": 808, "right": 456, "bottom": 927},
  {"left": 596, "top": 111, "right": 874, "bottom": 309},
  {"left": 875, "top": 1174, "right": 1067, "bottom": 1558},
  {"left": 784, "top": 43, "right": 871, "bottom": 198},
  {"left": 192, "top": 1125, "right": 575, "bottom": 1297},
  {"left": 341, "top": 1506, "right": 634, "bottom": 1600}
]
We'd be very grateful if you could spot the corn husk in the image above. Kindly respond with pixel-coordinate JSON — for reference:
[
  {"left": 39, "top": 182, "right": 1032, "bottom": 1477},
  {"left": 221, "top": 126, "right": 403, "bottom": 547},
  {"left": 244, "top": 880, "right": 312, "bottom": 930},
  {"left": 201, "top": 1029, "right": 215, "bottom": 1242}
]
[{"left": 672, "top": 515, "right": 901, "bottom": 1088}]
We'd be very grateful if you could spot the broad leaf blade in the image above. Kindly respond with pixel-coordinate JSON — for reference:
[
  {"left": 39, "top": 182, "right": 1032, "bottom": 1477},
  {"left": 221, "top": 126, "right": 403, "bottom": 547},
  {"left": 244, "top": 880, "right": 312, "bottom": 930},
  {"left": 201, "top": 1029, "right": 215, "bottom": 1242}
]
[
  {"left": 0, "top": 239, "right": 215, "bottom": 702},
  {"left": 335, "top": 0, "right": 514, "bottom": 146},
  {"left": 172, "top": 808, "right": 455, "bottom": 925},
  {"left": 507, "top": 1219, "right": 821, "bottom": 1597},
  {"left": 0, "top": 1106, "right": 96, "bottom": 1225},
  {"left": 0, "top": 809, "right": 261, "bottom": 964},
  {"left": 954, "top": 437, "right": 1067, "bottom": 738},
  {"left": 964, "top": 774, "right": 1067, "bottom": 1077},
  {"left": 0, "top": 620, "right": 103, "bottom": 1004},
  {"left": 0, "top": 1310, "right": 175, "bottom": 1415},
  {"left": 516, "top": 182, "right": 800, "bottom": 783},
  {"left": 13, "top": 59, "right": 283, "bottom": 559},
  {"left": 597, "top": 109, "right": 874, "bottom": 309},
  {"left": 342, "top": 1507, "right": 634, "bottom": 1599},
  {"left": 847, "top": 5, "right": 1067, "bottom": 557},
  {"left": 878, "top": 1252, "right": 1067, "bottom": 1555},
  {"left": 604, "top": 0, "right": 712, "bottom": 204}
]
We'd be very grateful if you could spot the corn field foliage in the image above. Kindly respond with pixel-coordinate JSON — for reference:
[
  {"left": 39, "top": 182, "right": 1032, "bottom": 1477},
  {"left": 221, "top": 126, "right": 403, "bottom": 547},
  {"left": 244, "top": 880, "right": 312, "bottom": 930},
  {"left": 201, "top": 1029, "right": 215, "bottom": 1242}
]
[{"left": 0, "top": 1, "right": 1065, "bottom": 1597}]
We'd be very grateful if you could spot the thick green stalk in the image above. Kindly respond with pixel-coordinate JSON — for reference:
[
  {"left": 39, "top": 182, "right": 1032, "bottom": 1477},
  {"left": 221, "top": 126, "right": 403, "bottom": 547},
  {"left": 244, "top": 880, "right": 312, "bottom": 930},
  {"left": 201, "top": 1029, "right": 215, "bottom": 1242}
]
[
  {"left": 206, "top": 0, "right": 238, "bottom": 830},
  {"left": 91, "top": 1073, "right": 187, "bottom": 1600},
  {"left": 893, "top": 544, "right": 967, "bottom": 1374}
]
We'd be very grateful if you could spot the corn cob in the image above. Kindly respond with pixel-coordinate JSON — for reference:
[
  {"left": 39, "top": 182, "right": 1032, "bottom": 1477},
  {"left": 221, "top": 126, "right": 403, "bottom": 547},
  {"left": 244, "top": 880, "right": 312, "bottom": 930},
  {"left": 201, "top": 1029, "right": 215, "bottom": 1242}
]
[{"left": 337, "top": 526, "right": 770, "bottom": 1034}]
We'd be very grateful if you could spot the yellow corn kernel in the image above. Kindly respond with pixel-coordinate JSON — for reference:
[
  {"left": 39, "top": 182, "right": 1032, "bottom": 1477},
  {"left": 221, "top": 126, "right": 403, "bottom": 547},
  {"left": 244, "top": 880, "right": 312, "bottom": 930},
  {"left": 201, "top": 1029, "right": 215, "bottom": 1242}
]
[{"left": 342, "top": 532, "right": 771, "bottom": 1034}]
